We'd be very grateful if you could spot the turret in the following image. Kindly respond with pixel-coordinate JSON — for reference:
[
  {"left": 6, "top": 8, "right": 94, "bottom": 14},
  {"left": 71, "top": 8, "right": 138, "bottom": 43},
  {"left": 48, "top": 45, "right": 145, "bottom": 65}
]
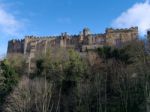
[
  {"left": 60, "top": 32, "right": 69, "bottom": 47},
  {"left": 83, "top": 27, "right": 91, "bottom": 37},
  {"left": 147, "top": 30, "right": 150, "bottom": 41},
  {"left": 79, "top": 31, "right": 83, "bottom": 42},
  {"left": 7, "top": 39, "right": 24, "bottom": 54}
]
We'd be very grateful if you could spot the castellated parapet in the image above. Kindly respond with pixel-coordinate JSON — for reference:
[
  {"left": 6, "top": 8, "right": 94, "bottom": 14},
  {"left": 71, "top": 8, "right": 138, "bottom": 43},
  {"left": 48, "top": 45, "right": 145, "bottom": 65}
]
[
  {"left": 7, "top": 39, "right": 25, "bottom": 54},
  {"left": 7, "top": 27, "right": 139, "bottom": 57}
]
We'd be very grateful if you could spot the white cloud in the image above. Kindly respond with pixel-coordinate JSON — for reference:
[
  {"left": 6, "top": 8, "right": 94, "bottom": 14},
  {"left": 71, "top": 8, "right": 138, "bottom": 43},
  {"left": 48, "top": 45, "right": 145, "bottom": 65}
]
[
  {"left": 0, "top": 3, "right": 24, "bottom": 36},
  {"left": 112, "top": 0, "right": 150, "bottom": 35}
]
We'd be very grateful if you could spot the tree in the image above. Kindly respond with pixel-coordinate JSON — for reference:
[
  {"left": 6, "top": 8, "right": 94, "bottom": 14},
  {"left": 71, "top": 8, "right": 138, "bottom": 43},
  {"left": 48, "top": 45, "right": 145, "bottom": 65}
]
[
  {"left": 4, "top": 77, "right": 53, "bottom": 112},
  {"left": 7, "top": 53, "right": 26, "bottom": 75},
  {"left": 95, "top": 46, "right": 138, "bottom": 112},
  {"left": 60, "top": 49, "right": 88, "bottom": 112},
  {"left": 34, "top": 48, "right": 88, "bottom": 112},
  {"left": 0, "top": 59, "right": 18, "bottom": 110}
]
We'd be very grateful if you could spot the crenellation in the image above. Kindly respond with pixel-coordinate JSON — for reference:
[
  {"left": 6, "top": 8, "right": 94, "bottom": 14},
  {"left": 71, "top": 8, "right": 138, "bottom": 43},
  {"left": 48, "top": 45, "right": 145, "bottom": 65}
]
[
  {"left": 107, "top": 28, "right": 136, "bottom": 33},
  {"left": 7, "top": 39, "right": 25, "bottom": 54},
  {"left": 7, "top": 27, "right": 139, "bottom": 56}
]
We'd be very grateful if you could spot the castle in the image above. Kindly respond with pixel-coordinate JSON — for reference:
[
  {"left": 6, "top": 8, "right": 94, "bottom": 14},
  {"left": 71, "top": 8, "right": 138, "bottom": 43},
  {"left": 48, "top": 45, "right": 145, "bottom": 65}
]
[{"left": 7, "top": 27, "right": 138, "bottom": 58}]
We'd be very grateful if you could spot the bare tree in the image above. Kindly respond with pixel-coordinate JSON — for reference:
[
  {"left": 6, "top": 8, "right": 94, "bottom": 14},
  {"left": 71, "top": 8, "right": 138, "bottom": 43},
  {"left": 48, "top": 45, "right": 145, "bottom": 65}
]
[{"left": 4, "top": 76, "right": 53, "bottom": 112}]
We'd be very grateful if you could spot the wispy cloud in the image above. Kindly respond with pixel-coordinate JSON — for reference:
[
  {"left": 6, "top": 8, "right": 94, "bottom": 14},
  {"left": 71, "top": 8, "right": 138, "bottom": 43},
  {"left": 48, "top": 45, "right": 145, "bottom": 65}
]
[
  {"left": 0, "top": 3, "right": 24, "bottom": 36},
  {"left": 112, "top": 0, "right": 150, "bottom": 35}
]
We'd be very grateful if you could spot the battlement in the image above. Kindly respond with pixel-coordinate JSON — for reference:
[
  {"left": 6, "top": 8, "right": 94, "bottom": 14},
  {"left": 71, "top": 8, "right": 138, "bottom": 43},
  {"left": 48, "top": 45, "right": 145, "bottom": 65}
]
[
  {"left": 106, "top": 27, "right": 138, "bottom": 33},
  {"left": 7, "top": 39, "right": 25, "bottom": 54},
  {"left": 7, "top": 26, "right": 139, "bottom": 56},
  {"left": 8, "top": 39, "right": 24, "bottom": 43},
  {"left": 25, "top": 35, "right": 58, "bottom": 39}
]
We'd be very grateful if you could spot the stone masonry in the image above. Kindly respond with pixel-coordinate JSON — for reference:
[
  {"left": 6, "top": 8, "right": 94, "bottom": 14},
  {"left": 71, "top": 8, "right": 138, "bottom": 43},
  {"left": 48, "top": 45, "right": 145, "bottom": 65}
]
[{"left": 7, "top": 27, "right": 138, "bottom": 57}]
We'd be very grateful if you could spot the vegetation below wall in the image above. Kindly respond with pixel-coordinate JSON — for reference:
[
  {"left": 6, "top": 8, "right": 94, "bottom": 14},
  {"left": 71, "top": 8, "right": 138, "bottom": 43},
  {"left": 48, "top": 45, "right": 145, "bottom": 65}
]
[{"left": 0, "top": 40, "right": 150, "bottom": 112}]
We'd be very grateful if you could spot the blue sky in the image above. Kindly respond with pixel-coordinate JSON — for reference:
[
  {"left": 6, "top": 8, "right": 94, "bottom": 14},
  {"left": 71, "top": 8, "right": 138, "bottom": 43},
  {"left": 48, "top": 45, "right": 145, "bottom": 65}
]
[{"left": 0, "top": 0, "right": 149, "bottom": 56}]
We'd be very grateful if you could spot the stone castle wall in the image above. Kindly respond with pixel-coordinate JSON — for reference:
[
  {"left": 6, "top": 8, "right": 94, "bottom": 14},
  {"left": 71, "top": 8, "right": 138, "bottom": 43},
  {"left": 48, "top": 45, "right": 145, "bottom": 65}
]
[
  {"left": 7, "top": 39, "right": 24, "bottom": 54},
  {"left": 106, "top": 27, "right": 138, "bottom": 46},
  {"left": 7, "top": 27, "right": 139, "bottom": 57}
]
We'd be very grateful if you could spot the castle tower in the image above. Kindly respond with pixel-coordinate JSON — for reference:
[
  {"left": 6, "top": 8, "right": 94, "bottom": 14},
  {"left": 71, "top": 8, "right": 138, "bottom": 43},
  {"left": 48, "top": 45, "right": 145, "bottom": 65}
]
[
  {"left": 79, "top": 31, "right": 83, "bottom": 42},
  {"left": 146, "top": 30, "right": 150, "bottom": 54},
  {"left": 82, "top": 28, "right": 93, "bottom": 45},
  {"left": 7, "top": 39, "right": 24, "bottom": 54},
  {"left": 147, "top": 30, "right": 150, "bottom": 41},
  {"left": 60, "top": 32, "right": 68, "bottom": 47},
  {"left": 105, "top": 27, "right": 138, "bottom": 46},
  {"left": 83, "top": 27, "right": 91, "bottom": 37}
]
